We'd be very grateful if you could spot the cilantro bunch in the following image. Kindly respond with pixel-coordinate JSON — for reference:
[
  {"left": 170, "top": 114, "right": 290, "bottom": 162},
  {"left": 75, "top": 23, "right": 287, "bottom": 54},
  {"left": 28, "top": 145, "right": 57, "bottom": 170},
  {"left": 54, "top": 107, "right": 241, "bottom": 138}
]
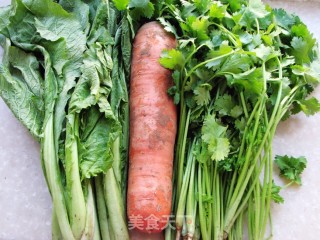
[{"left": 159, "top": 0, "right": 320, "bottom": 239}]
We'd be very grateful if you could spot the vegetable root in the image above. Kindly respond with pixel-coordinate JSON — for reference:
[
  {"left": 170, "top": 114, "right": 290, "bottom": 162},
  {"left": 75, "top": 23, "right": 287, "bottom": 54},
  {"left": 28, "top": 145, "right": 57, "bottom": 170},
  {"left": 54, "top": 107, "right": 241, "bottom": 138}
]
[{"left": 127, "top": 21, "right": 177, "bottom": 233}]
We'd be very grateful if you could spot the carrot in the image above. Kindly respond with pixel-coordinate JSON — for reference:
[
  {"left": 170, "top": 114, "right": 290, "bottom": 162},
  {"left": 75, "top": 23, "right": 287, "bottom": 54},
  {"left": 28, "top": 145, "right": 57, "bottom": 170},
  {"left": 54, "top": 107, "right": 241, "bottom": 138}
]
[
  {"left": 127, "top": 21, "right": 177, "bottom": 233},
  {"left": 129, "top": 229, "right": 164, "bottom": 240}
]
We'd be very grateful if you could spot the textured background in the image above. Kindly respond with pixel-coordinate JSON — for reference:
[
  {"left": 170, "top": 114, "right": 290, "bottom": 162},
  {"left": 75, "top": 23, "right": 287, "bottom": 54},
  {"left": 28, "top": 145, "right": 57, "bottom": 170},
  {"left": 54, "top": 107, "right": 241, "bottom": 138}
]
[{"left": 0, "top": 1, "right": 319, "bottom": 240}]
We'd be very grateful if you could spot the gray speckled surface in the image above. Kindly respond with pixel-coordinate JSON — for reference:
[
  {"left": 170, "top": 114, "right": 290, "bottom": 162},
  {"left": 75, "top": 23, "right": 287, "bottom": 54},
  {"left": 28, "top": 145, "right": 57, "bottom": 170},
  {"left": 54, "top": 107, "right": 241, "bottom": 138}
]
[{"left": 0, "top": 1, "right": 319, "bottom": 240}]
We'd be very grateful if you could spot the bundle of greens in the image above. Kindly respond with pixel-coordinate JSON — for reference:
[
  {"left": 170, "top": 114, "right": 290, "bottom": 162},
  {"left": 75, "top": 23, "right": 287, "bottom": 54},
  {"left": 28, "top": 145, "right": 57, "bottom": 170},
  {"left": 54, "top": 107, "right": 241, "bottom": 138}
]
[
  {"left": 157, "top": 0, "right": 320, "bottom": 239},
  {"left": 0, "top": 0, "right": 137, "bottom": 239}
]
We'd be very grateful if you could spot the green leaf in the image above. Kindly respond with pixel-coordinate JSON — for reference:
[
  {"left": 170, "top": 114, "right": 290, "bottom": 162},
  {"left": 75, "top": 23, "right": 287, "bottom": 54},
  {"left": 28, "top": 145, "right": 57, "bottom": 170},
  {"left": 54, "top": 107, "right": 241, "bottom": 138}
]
[
  {"left": 221, "top": 53, "right": 252, "bottom": 74},
  {"left": 291, "top": 59, "right": 320, "bottom": 84},
  {"left": 58, "top": 0, "right": 90, "bottom": 32},
  {"left": 194, "top": 83, "right": 212, "bottom": 106},
  {"left": 208, "top": 137, "right": 230, "bottom": 161},
  {"left": 194, "top": 0, "right": 211, "bottom": 13},
  {"left": 253, "top": 44, "right": 279, "bottom": 62},
  {"left": 201, "top": 114, "right": 230, "bottom": 161},
  {"left": 113, "top": 0, "right": 129, "bottom": 10},
  {"left": 158, "top": 17, "right": 178, "bottom": 38},
  {"left": 35, "top": 15, "right": 86, "bottom": 78},
  {"left": 271, "top": 181, "right": 284, "bottom": 204},
  {"left": 206, "top": 42, "right": 233, "bottom": 69},
  {"left": 80, "top": 114, "right": 119, "bottom": 179},
  {"left": 0, "top": 5, "right": 11, "bottom": 33},
  {"left": 228, "top": 67, "right": 264, "bottom": 95},
  {"left": 209, "top": 2, "right": 227, "bottom": 19},
  {"left": 0, "top": 47, "right": 44, "bottom": 139},
  {"left": 160, "top": 49, "right": 185, "bottom": 70},
  {"left": 290, "top": 37, "right": 312, "bottom": 65},
  {"left": 294, "top": 97, "right": 320, "bottom": 116},
  {"left": 273, "top": 8, "right": 295, "bottom": 31},
  {"left": 129, "top": 1, "right": 155, "bottom": 19},
  {"left": 275, "top": 155, "right": 307, "bottom": 185},
  {"left": 190, "top": 16, "right": 210, "bottom": 41},
  {"left": 248, "top": 0, "right": 269, "bottom": 18},
  {"left": 214, "top": 94, "right": 243, "bottom": 118},
  {"left": 129, "top": 0, "right": 149, "bottom": 8}
]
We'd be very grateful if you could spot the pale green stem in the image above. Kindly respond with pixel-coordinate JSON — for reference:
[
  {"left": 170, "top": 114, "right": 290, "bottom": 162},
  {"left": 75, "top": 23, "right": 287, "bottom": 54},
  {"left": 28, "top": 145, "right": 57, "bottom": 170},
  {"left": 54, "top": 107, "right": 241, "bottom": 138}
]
[
  {"left": 95, "top": 176, "right": 111, "bottom": 240},
  {"left": 104, "top": 168, "right": 129, "bottom": 240},
  {"left": 43, "top": 115, "right": 75, "bottom": 240},
  {"left": 65, "top": 113, "right": 86, "bottom": 239}
]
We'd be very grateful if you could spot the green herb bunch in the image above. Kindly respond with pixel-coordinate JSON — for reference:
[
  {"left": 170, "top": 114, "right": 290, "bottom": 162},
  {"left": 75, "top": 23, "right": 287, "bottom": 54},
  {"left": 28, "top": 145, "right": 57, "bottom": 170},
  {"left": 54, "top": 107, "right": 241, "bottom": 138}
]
[{"left": 158, "top": 0, "right": 320, "bottom": 239}]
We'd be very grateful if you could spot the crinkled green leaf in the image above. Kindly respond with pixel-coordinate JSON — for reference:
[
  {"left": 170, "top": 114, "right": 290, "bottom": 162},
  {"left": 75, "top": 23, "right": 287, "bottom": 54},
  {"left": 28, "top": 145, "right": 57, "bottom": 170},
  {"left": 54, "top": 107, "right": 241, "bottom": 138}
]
[
  {"left": 0, "top": 45, "right": 44, "bottom": 139},
  {"left": 80, "top": 116, "right": 119, "bottom": 179}
]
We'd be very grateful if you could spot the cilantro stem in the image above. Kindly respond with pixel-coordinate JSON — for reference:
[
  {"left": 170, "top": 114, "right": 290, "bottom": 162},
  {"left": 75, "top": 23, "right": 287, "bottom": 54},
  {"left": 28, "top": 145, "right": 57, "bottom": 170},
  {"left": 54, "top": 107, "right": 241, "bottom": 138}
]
[
  {"left": 184, "top": 51, "right": 235, "bottom": 85},
  {"left": 176, "top": 108, "right": 191, "bottom": 197},
  {"left": 176, "top": 140, "right": 195, "bottom": 236},
  {"left": 240, "top": 92, "right": 249, "bottom": 118},
  {"left": 212, "top": 23, "right": 241, "bottom": 48}
]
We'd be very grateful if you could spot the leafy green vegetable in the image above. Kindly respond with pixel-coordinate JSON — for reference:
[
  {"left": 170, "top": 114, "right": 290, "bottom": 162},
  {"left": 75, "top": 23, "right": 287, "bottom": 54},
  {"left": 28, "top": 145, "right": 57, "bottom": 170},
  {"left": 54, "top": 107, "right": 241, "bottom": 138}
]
[
  {"left": 275, "top": 155, "right": 307, "bottom": 185},
  {"left": 157, "top": 0, "right": 319, "bottom": 239},
  {"left": 0, "top": 0, "right": 138, "bottom": 239},
  {"left": 271, "top": 181, "right": 284, "bottom": 204}
]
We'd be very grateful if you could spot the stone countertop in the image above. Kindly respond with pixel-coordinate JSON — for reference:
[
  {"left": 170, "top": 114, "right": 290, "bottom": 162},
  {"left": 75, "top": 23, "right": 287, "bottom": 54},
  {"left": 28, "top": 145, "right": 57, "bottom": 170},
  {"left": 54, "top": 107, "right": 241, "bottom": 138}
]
[{"left": 0, "top": 1, "right": 319, "bottom": 240}]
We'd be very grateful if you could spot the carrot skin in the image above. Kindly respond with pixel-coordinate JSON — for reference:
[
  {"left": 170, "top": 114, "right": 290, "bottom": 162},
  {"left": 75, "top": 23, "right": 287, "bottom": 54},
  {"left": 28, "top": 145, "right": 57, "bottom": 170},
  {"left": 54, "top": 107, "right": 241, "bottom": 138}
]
[
  {"left": 127, "top": 21, "right": 177, "bottom": 233},
  {"left": 129, "top": 229, "right": 164, "bottom": 240}
]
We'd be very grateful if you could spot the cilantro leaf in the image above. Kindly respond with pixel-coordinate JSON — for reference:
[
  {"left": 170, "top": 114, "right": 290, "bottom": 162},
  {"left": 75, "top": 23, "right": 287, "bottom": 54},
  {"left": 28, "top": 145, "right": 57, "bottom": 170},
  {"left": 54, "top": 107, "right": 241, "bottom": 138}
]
[
  {"left": 228, "top": 67, "right": 264, "bottom": 95},
  {"left": 214, "top": 94, "right": 243, "bottom": 118},
  {"left": 208, "top": 137, "right": 230, "bottom": 161},
  {"left": 190, "top": 16, "right": 210, "bottom": 41},
  {"left": 273, "top": 8, "right": 295, "bottom": 31},
  {"left": 253, "top": 44, "right": 279, "bottom": 62},
  {"left": 291, "top": 59, "right": 320, "bottom": 84},
  {"left": 194, "top": 83, "right": 212, "bottom": 106},
  {"left": 248, "top": 0, "right": 269, "bottom": 18},
  {"left": 158, "top": 17, "right": 178, "bottom": 38},
  {"left": 271, "top": 181, "right": 284, "bottom": 204},
  {"left": 159, "top": 49, "right": 185, "bottom": 70},
  {"left": 294, "top": 97, "right": 320, "bottom": 116},
  {"left": 113, "top": 0, "right": 129, "bottom": 10},
  {"left": 209, "top": 3, "right": 227, "bottom": 19},
  {"left": 129, "top": 2, "right": 155, "bottom": 19},
  {"left": 218, "top": 54, "right": 252, "bottom": 74},
  {"left": 291, "top": 37, "right": 312, "bottom": 64},
  {"left": 194, "top": 0, "right": 211, "bottom": 13},
  {"left": 128, "top": 0, "right": 149, "bottom": 8},
  {"left": 275, "top": 155, "right": 307, "bottom": 185},
  {"left": 201, "top": 114, "right": 230, "bottom": 161}
]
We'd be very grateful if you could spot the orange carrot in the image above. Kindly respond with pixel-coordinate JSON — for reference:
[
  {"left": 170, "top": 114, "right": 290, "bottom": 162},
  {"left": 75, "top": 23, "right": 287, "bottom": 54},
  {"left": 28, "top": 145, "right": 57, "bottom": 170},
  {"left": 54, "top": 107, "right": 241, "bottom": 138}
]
[
  {"left": 127, "top": 21, "right": 177, "bottom": 233},
  {"left": 129, "top": 229, "right": 164, "bottom": 240}
]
